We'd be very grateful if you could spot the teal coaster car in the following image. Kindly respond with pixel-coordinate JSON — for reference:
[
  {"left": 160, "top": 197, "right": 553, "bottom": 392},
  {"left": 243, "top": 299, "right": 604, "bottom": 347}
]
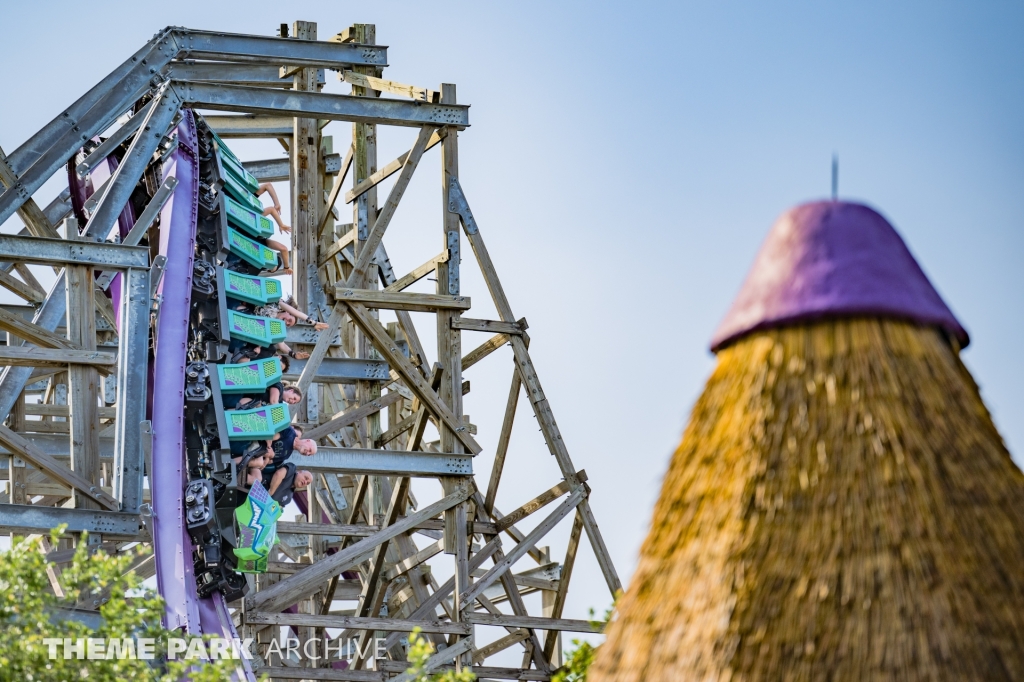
[
  {"left": 221, "top": 268, "right": 283, "bottom": 306},
  {"left": 234, "top": 480, "right": 282, "bottom": 574},
  {"left": 225, "top": 227, "right": 279, "bottom": 271},
  {"left": 217, "top": 357, "right": 283, "bottom": 394},
  {"left": 225, "top": 402, "right": 291, "bottom": 441},
  {"left": 226, "top": 310, "right": 287, "bottom": 347}
]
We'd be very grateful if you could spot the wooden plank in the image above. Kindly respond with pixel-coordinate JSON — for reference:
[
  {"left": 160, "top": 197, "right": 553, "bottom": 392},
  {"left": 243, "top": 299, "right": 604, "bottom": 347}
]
[
  {"left": 244, "top": 611, "right": 469, "bottom": 635},
  {"left": 317, "top": 145, "right": 354, "bottom": 238},
  {"left": 0, "top": 424, "right": 118, "bottom": 510},
  {"left": 391, "top": 636, "right": 474, "bottom": 682},
  {"left": 24, "top": 404, "right": 116, "bottom": 418},
  {"left": 544, "top": 510, "right": 584, "bottom": 662},
  {"left": 343, "top": 301, "right": 481, "bottom": 454},
  {"left": 295, "top": 305, "right": 345, "bottom": 397},
  {"left": 0, "top": 267, "right": 45, "bottom": 303},
  {"left": 495, "top": 472, "right": 587, "bottom": 533},
  {"left": 304, "top": 390, "right": 401, "bottom": 441},
  {"left": 460, "top": 321, "right": 526, "bottom": 371},
  {"left": 344, "top": 126, "right": 435, "bottom": 288},
  {"left": 382, "top": 538, "right": 444, "bottom": 582},
  {"left": 335, "top": 288, "right": 471, "bottom": 313},
  {"left": 0, "top": 345, "right": 115, "bottom": 368},
  {"left": 0, "top": 145, "right": 60, "bottom": 239},
  {"left": 246, "top": 485, "right": 472, "bottom": 612},
  {"left": 451, "top": 317, "right": 525, "bottom": 335},
  {"left": 383, "top": 250, "right": 449, "bottom": 293},
  {"left": 473, "top": 628, "right": 531, "bottom": 664},
  {"left": 341, "top": 71, "right": 438, "bottom": 103},
  {"left": 277, "top": 521, "right": 377, "bottom": 537},
  {"left": 460, "top": 488, "right": 585, "bottom": 608},
  {"left": 485, "top": 370, "right": 521, "bottom": 514},
  {"left": 344, "top": 129, "right": 445, "bottom": 204},
  {"left": 65, "top": 259, "right": 101, "bottom": 512},
  {"left": 381, "top": 535, "right": 501, "bottom": 651},
  {"left": 318, "top": 228, "right": 355, "bottom": 266},
  {"left": 382, "top": 664, "right": 551, "bottom": 681},
  {"left": 464, "top": 612, "right": 604, "bottom": 634},
  {"left": 291, "top": 20, "right": 320, "bottom": 310},
  {"left": 0, "top": 306, "right": 81, "bottom": 351},
  {"left": 258, "top": 668, "right": 386, "bottom": 681}
]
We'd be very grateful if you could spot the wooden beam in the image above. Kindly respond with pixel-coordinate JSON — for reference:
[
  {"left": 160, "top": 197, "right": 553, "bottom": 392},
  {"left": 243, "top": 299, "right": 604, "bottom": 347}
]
[
  {"left": 295, "top": 305, "right": 345, "bottom": 398},
  {"left": 341, "top": 71, "right": 439, "bottom": 103},
  {"left": 343, "top": 301, "right": 481, "bottom": 454},
  {"left": 544, "top": 510, "right": 584, "bottom": 662},
  {"left": 460, "top": 488, "right": 585, "bottom": 608},
  {"left": 0, "top": 424, "right": 118, "bottom": 510},
  {"left": 259, "top": 668, "right": 386, "bottom": 681},
  {"left": 0, "top": 345, "right": 115, "bottom": 368},
  {"left": 464, "top": 612, "right": 604, "bottom": 634},
  {"left": 335, "top": 288, "right": 470, "bottom": 313},
  {"left": 451, "top": 317, "right": 525, "bottom": 335},
  {"left": 317, "top": 144, "right": 354, "bottom": 238},
  {"left": 391, "top": 636, "right": 474, "bottom": 682},
  {"left": 345, "top": 129, "right": 445, "bottom": 205},
  {"left": 244, "top": 611, "right": 469, "bottom": 635},
  {"left": 0, "top": 306, "right": 81, "bottom": 351},
  {"left": 345, "top": 126, "right": 435, "bottom": 288},
  {"left": 0, "top": 267, "right": 45, "bottom": 303},
  {"left": 0, "top": 146, "right": 60, "bottom": 239},
  {"left": 246, "top": 485, "right": 472, "bottom": 612},
  {"left": 383, "top": 251, "right": 449, "bottom": 293},
  {"left": 461, "top": 321, "right": 527, "bottom": 371},
  {"left": 304, "top": 389, "right": 401, "bottom": 442},
  {"left": 485, "top": 369, "right": 521, "bottom": 514},
  {"left": 382, "top": 538, "right": 444, "bottom": 582},
  {"left": 495, "top": 472, "right": 587, "bottom": 533}
]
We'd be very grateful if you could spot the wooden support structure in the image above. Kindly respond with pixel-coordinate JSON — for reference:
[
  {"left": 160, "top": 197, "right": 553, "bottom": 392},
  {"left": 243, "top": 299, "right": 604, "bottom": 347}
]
[{"left": 0, "top": 20, "right": 620, "bottom": 680}]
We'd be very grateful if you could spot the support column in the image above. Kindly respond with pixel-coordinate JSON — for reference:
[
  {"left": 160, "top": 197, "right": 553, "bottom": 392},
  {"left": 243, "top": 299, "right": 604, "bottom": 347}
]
[
  {"left": 291, "top": 19, "right": 320, "bottom": 311},
  {"left": 66, "top": 223, "right": 100, "bottom": 510}
]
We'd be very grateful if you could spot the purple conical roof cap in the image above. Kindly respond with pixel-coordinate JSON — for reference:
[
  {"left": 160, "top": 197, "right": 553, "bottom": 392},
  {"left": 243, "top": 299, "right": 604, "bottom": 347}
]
[{"left": 710, "top": 200, "right": 968, "bottom": 352}]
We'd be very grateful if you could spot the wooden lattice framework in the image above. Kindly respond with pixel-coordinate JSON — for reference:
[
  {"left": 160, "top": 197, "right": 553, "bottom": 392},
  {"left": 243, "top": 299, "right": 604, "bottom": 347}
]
[{"left": 0, "top": 20, "right": 620, "bottom": 679}]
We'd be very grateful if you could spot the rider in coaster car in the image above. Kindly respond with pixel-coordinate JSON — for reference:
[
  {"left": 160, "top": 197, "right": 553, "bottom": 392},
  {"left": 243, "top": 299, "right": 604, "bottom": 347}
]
[{"left": 222, "top": 382, "right": 303, "bottom": 411}]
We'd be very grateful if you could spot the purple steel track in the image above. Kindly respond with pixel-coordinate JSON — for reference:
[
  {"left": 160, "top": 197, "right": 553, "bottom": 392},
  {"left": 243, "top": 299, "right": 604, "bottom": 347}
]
[
  {"left": 711, "top": 200, "right": 968, "bottom": 351},
  {"left": 150, "top": 110, "right": 254, "bottom": 679}
]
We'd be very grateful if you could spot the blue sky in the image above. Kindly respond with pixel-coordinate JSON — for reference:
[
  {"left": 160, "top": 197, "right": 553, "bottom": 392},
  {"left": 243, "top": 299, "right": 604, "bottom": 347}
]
[{"left": 1, "top": 0, "right": 1022, "bottom": 640}]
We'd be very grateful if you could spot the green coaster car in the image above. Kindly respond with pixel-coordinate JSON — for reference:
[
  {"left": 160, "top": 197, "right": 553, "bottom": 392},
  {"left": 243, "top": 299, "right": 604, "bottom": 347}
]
[
  {"left": 234, "top": 480, "right": 282, "bottom": 574},
  {"left": 227, "top": 310, "right": 287, "bottom": 347},
  {"left": 225, "top": 227, "right": 279, "bottom": 271},
  {"left": 217, "top": 357, "right": 283, "bottom": 394},
  {"left": 225, "top": 402, "right": 291, "bottom": 440},
  {"left": 226, "top": 195, "right": 275, "bottom": 240},
  {"left": 221, "top": 268, "right": 282, "bottom": 306}
]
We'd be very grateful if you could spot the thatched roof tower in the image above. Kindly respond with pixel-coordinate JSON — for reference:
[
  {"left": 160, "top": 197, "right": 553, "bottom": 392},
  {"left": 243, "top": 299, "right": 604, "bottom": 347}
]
[{"left": 591, "top": 200, "right": 1024, "bottom": 681}]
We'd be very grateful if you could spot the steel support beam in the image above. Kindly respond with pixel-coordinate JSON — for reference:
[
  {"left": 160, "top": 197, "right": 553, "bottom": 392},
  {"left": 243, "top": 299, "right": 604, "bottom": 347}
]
[
  {"left": 113, "top": 267, "right": 150, "bottom": 512},
  {"left": 0, "top": 504, "right": 141, "bottom": 536},
  {"left": 0, "top": 234, "right": 149, "bottom": 269},
  {"left": 166, "top": 61, "right": 325, "bottom": 87},
  {"left": 176, "top": 82, "right": 470, "bottom": 129},
  {"left": 299, "top": 448, "right": 473, "bottom": 477},
  {"left": 204, "top": 115, "right": 294, "bottom": 138},
  {"left": 282, "top": 356, "right": 389, "bottom": 383}
]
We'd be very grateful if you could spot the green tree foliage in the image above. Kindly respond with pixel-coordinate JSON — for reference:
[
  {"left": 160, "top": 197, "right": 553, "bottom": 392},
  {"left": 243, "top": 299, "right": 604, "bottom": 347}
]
[
  {"left": 0, "top": 528, "right": 245, "bottom": 681},
  {"left": 404, "top": 628, "right": 476, "bottom": 682}
]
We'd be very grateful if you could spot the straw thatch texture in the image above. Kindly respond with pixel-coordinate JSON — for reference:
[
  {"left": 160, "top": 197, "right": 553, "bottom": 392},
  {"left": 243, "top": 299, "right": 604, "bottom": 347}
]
[{"left": 591, "top": 318, "right": 1024, "bottom": 682}]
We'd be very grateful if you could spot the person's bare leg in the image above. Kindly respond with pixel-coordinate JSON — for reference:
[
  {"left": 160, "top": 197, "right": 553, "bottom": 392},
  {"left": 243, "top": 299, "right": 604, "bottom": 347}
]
[
  {"left": 263, "top": 205, "right": 291, "bottom": 233},
  {"left": 265, "top": 239, "right": 292, "bottom": 275}
]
